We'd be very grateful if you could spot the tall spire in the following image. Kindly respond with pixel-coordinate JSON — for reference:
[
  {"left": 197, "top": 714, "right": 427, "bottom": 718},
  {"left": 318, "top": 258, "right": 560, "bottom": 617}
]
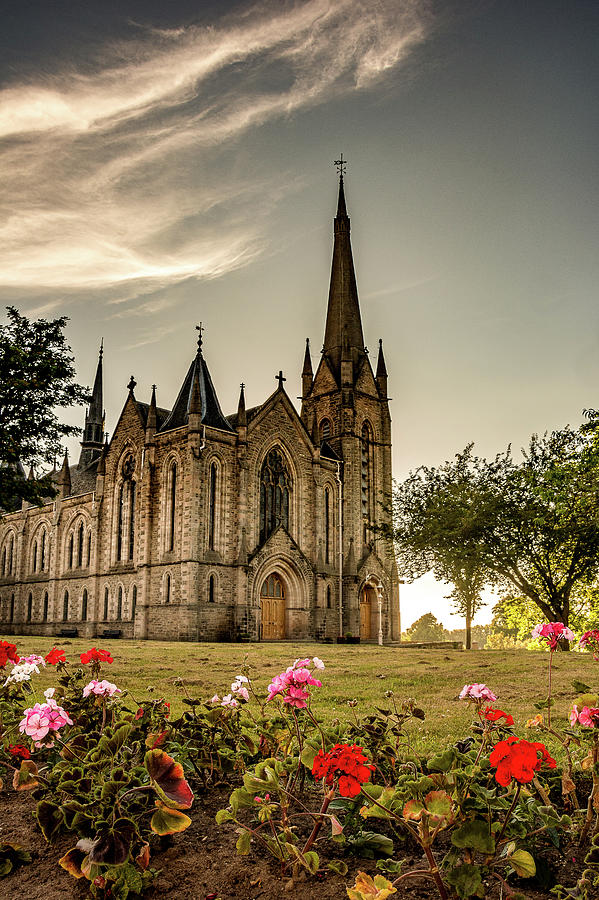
[
  {"left": 79, "top": 341, "right": 105, "bottom": 469},
  {"left": 322, "top": 167, "right": 365, "bottom": 379},
  {"left": 376, "top": 338, "right": 388, "bottom": 396}
]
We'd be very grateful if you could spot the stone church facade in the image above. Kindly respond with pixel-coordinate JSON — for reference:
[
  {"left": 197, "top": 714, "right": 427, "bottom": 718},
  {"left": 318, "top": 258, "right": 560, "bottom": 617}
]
[{"left": 0, "top": 176, "right": 400, "bottom": 643}]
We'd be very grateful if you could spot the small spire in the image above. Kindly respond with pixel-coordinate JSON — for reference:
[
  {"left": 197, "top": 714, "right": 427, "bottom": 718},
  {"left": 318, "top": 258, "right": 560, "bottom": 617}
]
[
  {"left": 99, "top": 337, "right": 104, "bottom": 360},
  {"left": 127, "top": 375, "right": 137, "bottom": 394},
  {"left": 376, "top": 339, "right": 388, "bottom": 378},
  {"left": 57, "top": 450, "right": 71, "bottom": 497},
  {"left": 27, "top": 464, "right": 35, "bottom": 481},
  {"left": 237, "top": 383, "right": 247, "bottom": 427},
  {"left": 302, "top": 338, "right": 313, "bottom": 377},
  {"left": 147, "top": 384, "right": 157, "bottom": 430}
]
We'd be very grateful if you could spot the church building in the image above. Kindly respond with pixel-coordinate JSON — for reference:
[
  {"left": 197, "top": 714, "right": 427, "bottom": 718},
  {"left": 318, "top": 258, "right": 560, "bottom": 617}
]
[{"left": 0, "top": 174, "right": 401, "bottom": 643}]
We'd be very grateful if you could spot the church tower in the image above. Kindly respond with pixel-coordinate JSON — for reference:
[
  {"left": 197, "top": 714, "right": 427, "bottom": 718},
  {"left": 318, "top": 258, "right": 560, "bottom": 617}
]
[
  {"left": 301, "top": 169, "right": 400, "bottom": 640},
  {"left": 78, "top": 342, "right": 105, "bottom": 470}
]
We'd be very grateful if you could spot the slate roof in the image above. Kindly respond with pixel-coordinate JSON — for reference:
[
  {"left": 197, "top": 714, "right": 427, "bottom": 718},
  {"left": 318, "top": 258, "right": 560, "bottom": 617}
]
[{"left": 159, "top": 349, "right": 233, "bottom": 433}]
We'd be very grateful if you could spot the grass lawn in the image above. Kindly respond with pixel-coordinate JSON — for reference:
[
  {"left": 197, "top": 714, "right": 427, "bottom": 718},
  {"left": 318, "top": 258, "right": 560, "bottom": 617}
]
[{"left": 2, "top": 635, "right": 591, "bottom": 758}]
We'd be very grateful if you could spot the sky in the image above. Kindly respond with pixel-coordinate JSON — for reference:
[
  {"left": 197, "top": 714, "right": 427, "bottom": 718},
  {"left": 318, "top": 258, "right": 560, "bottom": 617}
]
[{"left": 1, "top": 0, "right": 598, "bottom": 629}]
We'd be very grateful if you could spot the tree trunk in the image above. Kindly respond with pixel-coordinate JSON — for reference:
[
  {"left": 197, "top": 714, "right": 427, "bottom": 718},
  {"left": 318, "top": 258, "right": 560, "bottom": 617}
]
[{"left": 465, "top": 610, "right": 472, "bottom": 650}]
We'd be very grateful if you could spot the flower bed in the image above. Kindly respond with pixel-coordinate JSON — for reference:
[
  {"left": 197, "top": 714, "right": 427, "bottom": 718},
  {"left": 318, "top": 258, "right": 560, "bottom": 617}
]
[{"left": 0, "top": 625, "right": 598, "bottom": 899}]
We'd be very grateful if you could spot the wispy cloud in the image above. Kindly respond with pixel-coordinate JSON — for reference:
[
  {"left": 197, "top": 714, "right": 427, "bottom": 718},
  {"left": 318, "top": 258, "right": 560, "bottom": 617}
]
[{"left": 0, "top": 0, "right": 433, "bottom": 309}]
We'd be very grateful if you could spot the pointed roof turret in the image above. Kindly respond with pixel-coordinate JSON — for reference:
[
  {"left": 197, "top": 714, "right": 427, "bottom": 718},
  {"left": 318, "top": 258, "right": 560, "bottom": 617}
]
[
  {"left": 302, "top": 338, "right": 313, "bottom": 377},
  {"left": 57, "top": 450, "right": 71, "bottom": 498},
  {"left": 376, "top": 339, "right": 388, "bottom": 378},
  {"left": 79, "top": 341, "right": 105, "bottom": 468},
  {"left": 147, "top": 384, "right": 157, "bottom": 431},
  {"left": 237, "top": 383, "right": 247, "bottom": 428},
  {"left": 322, "top": 170, "right": 365, "bottom": 379},
  {"left": 160, "top": 325, "right": 234, "bottom": 433}
]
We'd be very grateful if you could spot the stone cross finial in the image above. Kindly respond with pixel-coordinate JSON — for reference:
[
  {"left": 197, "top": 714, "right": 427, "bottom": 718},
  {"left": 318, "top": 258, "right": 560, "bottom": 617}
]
[
  {"left": 275, "top": 371, "right": 286, "bottom": 389},
  {"left": 196, "top": 322, "right": 204, "bottom": 352},
  {"left": 127, "top": 375, "right": 137, "bottom": 393}
]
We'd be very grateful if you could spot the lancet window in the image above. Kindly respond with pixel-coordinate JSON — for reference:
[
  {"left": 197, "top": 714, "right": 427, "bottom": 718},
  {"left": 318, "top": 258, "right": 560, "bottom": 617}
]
[
  {"left": 117, "top": 452, "right": 137, "bottom": 562},
  {"left": 166, "top": 462, "right": 177, "bottom": 552},
  {"left": 361, "top": 421, "right": 375, "bottom": 541},
  {"left": 259, "top": 448, "right": 292, "bottom": 544}
]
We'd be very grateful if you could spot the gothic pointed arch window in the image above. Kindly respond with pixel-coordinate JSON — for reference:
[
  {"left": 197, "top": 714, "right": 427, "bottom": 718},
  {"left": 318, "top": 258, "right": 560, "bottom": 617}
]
[
  {"left": 9, "top": 594, "right": 14, "bottom": 622},
  {"left": 259, "top": 448, "right": 292, "bottom": 544},
  {"left": 131, "top": 585, "right": 137, "bottom": 621},
  {"left": 27, "top": 592, "right": 32, "bottom": 622},
  {"left": 43, "top": 592, "right": 48, "bottom": 622},
  {"left": 68, "top": 533, "right": 74, "bottom": 569},
  {"left": 63, "top": 591, "right": 69, "bottom": 622},
  {"left": 117, "top": 452, "right": 136, "bottom": 562},
  {"left": 117, "top": 586, "right": 123, "bottom": 620},
  {"left": 32, "top": 540, "right": 38, "bottom": 573},
  {"left": 324, "top": 486, "right": 331, "bottom": 565},
  {"left": 82, "top": 589, "right": 88, "bottom": 621},
  {"left": 77, "top": 522, "right": 84, "bottom": 567},
  {"left": 208, "top": 463, "right": 217, "bottom": 551},
  {"left": 41, "top": 530, "right": 47, "bottom": 570},
  {"left": 361, "top": 421, "right": 375, "bottom": 542},
  {"left": 319, "top": 418, "right": 331, "bottom": 441},
  {"left": 166, "top": 462, "right": 177, "bottom": 552},
  {"left": 103, "top": 587, "right": 109, "bottom": 620}
]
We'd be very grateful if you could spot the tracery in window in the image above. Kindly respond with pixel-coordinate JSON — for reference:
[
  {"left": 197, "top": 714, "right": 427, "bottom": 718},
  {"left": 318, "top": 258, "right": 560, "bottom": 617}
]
[{"left": 259, "top": 448, "right": 292, "bottom": 544}]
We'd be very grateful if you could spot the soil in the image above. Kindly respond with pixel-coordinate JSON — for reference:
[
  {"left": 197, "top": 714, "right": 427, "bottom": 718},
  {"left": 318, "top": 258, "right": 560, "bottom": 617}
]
[{"left": 0, "top": 789, "right": 582, "bottom": 900}]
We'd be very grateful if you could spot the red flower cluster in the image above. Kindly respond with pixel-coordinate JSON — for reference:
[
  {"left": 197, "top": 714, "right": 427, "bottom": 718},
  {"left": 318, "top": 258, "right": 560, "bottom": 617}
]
[
  {"left": 8, "top": 745, "right": 31, "bottom": 760},
  {"left": 0, "top": 641, "right": 19, "bottom": 669},
  {"left": 45, "top": 647, "right": 66, "bottom": 666},
  {"left": 80, "top": 647, "right": 113, "bottom": 665},
  {"left": 489, "top": 736, "right": 556, "bottom": 787},
  {"left": 483, "top": 707, "right": 514, "bottom": 726},
  {"left": 312, "top": 743, "right": 375, "bottom": 798}
]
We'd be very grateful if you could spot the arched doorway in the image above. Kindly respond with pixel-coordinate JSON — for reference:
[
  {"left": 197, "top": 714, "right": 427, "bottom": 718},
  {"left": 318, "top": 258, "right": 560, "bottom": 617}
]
[
  {"left": 360, "top": 585, "right": 374, "bottom": 640},
  {"left": 260, "top": 573, "right": 286, "bottom": 640}
]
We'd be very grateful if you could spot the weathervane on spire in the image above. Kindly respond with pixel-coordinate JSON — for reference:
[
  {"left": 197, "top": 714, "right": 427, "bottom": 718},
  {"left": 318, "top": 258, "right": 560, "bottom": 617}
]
[
  {"left": 334, "top": 153, "right": 347, "bottom": 177},
  {"left": 196, "top": 322, "right": 204, "bottom": 352}
]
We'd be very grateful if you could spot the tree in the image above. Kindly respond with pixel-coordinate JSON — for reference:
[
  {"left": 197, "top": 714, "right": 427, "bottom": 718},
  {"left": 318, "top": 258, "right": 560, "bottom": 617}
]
[
  {"left": 386, "top": 426, "right": 599, "bottom": 646},
  {"left": 404, "top": 612, "right": 447, "bottom": 643},
  {"left": 0, "top": 307, "right": 89, "bottom": 510},
  {"left": 444, "top": 559, "right": 488, "bottom": 649}
]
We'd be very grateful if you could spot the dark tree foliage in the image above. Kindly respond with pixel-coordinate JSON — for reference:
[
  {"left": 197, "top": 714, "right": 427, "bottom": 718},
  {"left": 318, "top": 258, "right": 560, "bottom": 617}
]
[
  {"left": 405, "top": 612, "right": 447, "bottom": 643},
  {"left": 0, "top": 307, "right": 89, "bottom": 511},
  {"left": 386, "top": 425, "right": 599, "bottom": 644}
]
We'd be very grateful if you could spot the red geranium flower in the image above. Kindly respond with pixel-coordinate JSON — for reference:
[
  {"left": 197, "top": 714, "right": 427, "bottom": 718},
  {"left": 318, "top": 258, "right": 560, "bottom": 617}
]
[
  {"left": 8, "top": 745, "right": 31, "bottom": 759},
  {"left": 80, "top": 647, "right": 113, "bottom": 665},
  {"left": 489, "top": 736, "right": 556, "bottom": 787},
  {"left": 45, "top": 647, "right": 66, "bottom": 666},
  {"left": 312, "top": 743, "right": 375, "bottom": 798},
  {"left": 0, "top": 641, "right": 19, "bottom": 669},
  {"left": 483, "top": 707, "right": 514, "bottom": 726}
]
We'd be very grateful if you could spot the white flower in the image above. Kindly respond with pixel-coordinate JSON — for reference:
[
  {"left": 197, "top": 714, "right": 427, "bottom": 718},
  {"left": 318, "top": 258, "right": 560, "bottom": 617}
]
[
  {"left": 221, "top": 694, "right": 239, "bottom": 709},
  {"left": 44, "top": 687, "right": 56, "bottom": 700},
  {"left": 312, "top": 657, "right": 325, "bottom": 670}
]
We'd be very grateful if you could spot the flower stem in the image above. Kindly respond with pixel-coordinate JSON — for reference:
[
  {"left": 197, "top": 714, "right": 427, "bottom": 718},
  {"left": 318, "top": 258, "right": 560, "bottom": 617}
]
[
  {"left": 302, "top": 788, "right": 335, "bottom": 855},
  {"left": 547, "top": 651, "right": 553, "bottom": 729},
  {"left": 497, "top": 782, "right": 521, "bottom": 847}
]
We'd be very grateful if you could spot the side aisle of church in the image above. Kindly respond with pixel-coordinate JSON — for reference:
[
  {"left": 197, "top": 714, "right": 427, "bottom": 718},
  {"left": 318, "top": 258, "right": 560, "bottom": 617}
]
[{"left": 0, "top": 175, "right": 401, "bottom": 643}]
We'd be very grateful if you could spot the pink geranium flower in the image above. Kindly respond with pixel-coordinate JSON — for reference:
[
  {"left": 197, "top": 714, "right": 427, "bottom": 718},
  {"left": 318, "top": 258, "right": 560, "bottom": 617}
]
[
  {"left": 266, "top": 658, "right": 323, "bottom": 707},
  {"left": 82, "top": 679, "right": 121, "bottom": 698},
  {"left": 19, "top": 700, "right": 73, "bottom": 746},
  {"left": 580, "top": 630, "right": 599, "bottom": 660},
  {"left": 570, "top": 705, "right": 599, "bottom": 728},
  {"left": 459, "top": 683, "right": 497, "bottom": 703},
  {"left": 531, "top": 622, "right": 576, "bottom": 651}
]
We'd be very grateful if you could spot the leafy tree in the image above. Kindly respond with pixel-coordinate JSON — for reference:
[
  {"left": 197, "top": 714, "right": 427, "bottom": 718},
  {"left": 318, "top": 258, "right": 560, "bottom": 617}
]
[
  {"left": 386, "top": 426, "right": 599, "bottom": 647},
  {"left": 0, "top": 307, "right": 89, "bottom": 510},
  {"left": 444, "top": 559, "right": 487, "bottom": 649},
  {"left": 404, "top": 612, "right": 447, "bottom": 643}
]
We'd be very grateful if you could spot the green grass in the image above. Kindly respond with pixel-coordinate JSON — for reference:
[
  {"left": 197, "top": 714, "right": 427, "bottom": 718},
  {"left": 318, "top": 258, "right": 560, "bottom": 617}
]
[{"left": 3, "top": 635, "right": 592, "bottom": 758}]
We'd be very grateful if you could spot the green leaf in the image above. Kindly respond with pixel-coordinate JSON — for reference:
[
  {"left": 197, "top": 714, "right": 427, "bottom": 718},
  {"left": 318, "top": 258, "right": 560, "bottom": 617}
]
[
  {"left": 328, "top": 859, "right": 348, "bottom": 875},
  {"left": 451, "top": 819, "right": 495, "bottom": 853},
  {"left": 150, "top": 802, "right": 192, "bottom": 836},
  {"left": 36, "top": 801, "right": 64, "bottom": 842},
  {"left": 402, "top": 799, "right": 424, "bottom": 821},
  {"left": 145, "top": 748, "right": 194, "bottom": 809},
  {"left": 0, "top": 861, "right": 12, "bottom": 877},
  {"left": 428, "top": 749, "right": 456, "bottom": 772},
  {"left": 303, "top": 850, "right": 319, "bottom": 874},
  {"left": 446, "top": 864, "right": 484, "bottom": 899},
  {"left": 215, "top": 809, "right": 234, "bottom": 824},
  {"left": 300, "top": 743, "right": 319, "bottom": 770},
  {"left": 236, "top": 830, "right": 251, "bottom": 855},
  {"left": 573, "top": 679, "right": 592, "bottom": 693},
  {"left": 424, "top": 790, "right": 452, "bottom": 822},
  {"left": 508, "top": 849, "right": 536, "bottom": 878},
  {"left": 229, "top": 787, "right": 255, "bottom": 815}
]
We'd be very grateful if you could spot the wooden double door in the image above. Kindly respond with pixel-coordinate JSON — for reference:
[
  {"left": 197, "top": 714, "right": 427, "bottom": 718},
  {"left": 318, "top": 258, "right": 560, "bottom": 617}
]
[
  {"left": 260, "top": 573, "right": 286, "bottom": 640},
  {"left": 360, "top": 586, "right": 374, "bottom": 640}
]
